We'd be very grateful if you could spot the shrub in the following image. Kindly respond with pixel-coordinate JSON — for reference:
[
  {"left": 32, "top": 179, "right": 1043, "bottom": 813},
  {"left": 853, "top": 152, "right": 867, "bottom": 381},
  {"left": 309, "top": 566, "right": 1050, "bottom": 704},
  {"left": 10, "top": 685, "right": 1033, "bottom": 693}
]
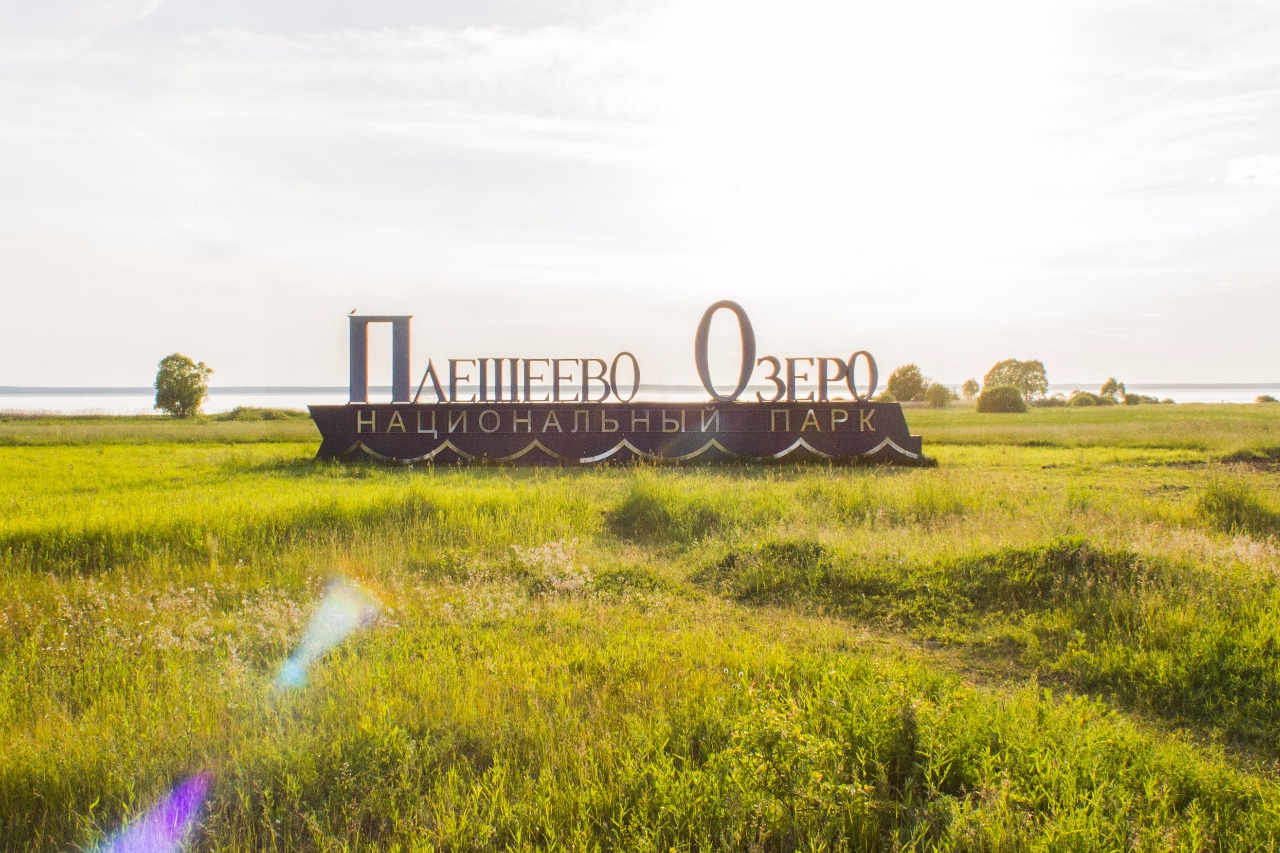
[
  {"left": 1069, "top": 391, "right": 1098, "bottom": 407},
  {"left": 215, "top": 406, "right": 309, "bottom": 422},
  {"left": 923, "top": 383, "right": 953, "bottom": 408},
  {"left": 1122, "top": 393, "right": 1141, "bottom": 406},
  {"left": 1033, "top": 395, "right": 1067, "bottom": 408},
  {"left": 961, "top": 378, "right": 980, "bottom": 399},
  {"left": 975, "top": 384, "right": 1027, "bottom": 413},
  {"left": 1259, "top": 395, "right": 1279, "bottom": 404},
  {"left": 875, "top": 391, "right": 897, "bottom": 403}
]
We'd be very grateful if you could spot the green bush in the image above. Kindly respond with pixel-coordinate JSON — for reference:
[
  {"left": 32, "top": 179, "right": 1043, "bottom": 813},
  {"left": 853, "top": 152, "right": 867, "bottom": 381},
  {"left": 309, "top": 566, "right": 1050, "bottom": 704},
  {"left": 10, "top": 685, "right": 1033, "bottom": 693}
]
[
  {"left": 1032, "top": 395, "right": 1067, "bottom": 408},
  {"left": 1259, "top": 395, "right": 1279, "bottom": 404},
  {"left": 1070, "top": 391, "right": 1099, "bottom": 407},
  {"left": 923, "top": 383, "right": 953, "bottom": 408},
  {"left": 975, "top": 384, "right": 1027, "bottom": 413}
]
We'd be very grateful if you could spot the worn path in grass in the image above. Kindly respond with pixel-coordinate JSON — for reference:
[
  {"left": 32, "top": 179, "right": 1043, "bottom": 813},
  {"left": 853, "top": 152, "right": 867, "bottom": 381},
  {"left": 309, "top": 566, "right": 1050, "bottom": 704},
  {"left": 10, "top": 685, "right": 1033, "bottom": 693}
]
[{"left": 2, "top": 405, "right": 1280, "bottom": 850}]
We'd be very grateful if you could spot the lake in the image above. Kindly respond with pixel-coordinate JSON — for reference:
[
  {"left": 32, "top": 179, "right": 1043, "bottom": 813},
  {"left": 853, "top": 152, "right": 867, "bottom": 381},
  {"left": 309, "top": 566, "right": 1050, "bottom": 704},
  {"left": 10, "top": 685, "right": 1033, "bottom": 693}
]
[{"left": 1, "top": 384, "right": 1277, "bottom": 415}]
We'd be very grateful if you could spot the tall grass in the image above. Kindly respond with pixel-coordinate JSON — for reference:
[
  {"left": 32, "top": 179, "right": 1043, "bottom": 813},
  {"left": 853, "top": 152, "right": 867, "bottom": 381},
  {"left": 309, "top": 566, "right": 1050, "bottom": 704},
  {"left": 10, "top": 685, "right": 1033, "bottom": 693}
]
[
  {"left": 0, "top": 415, "right": 318, "bottom": 446},
  {"left": 699, "top": 534, "right": 1280, "bottom": 751},
  {"left": 8, "top": 593, "right": 1280, "bottom": 850},
  {"left": 1197, "top": 473, "right": 1279, "bottom": 537},
  {"left": 2, "top": 409, "right": 1280, "bottom": 849},
  {"left": 904, "top": 402, "right": 1280, "bottom": 455}
]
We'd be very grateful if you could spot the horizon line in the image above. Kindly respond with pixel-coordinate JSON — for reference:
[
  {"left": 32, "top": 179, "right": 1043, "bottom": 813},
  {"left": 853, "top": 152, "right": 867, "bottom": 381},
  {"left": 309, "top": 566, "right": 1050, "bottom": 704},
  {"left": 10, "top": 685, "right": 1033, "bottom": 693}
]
[{"left": 2, "top": 382, "right": 1280, "bottom": 395}]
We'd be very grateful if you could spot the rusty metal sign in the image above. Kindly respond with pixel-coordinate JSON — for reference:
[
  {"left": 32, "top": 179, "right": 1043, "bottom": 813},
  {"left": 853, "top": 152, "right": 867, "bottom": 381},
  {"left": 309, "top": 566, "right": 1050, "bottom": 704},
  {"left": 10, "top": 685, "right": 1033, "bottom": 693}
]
[{"left": 310, "top": 301, "right": 924, "bottom": 465}]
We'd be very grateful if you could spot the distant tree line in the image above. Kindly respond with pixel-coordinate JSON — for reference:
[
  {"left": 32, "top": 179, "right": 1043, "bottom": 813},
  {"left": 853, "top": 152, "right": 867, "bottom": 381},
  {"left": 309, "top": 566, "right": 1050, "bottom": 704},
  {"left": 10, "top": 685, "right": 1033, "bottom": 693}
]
[
  {"left": 879, "top": 364, "right": 958, "bottom": 409},
  {"left": 878, "top": 359, "right": 1048, "bottom": 413},
  {"left": 1037, "top": 377, "right": 1171, "bottom": 408},
  {"left": 878, "top": 359, "right": 1183, "bottom": 414}
]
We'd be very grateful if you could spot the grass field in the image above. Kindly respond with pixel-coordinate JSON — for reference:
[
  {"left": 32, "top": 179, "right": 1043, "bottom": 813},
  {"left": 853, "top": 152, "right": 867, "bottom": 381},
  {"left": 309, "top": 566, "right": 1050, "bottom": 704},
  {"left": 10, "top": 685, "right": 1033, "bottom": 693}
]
[{"left": 2, "top": 403, "right": 1279, "bottom": 850}]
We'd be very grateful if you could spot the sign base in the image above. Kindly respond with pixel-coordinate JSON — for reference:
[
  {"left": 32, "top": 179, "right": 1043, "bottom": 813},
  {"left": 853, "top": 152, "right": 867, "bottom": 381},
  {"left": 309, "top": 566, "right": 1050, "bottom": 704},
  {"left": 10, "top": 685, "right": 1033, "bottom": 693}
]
[{"left": 310, "top": 402, "right": 924, "bottom": 466}]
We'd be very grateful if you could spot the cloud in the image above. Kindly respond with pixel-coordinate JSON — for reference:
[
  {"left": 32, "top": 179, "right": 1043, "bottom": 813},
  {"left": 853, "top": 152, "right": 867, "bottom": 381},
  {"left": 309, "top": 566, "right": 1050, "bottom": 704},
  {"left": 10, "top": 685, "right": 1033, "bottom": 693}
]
[
  {"left": 0, "top": 0, "right": 169, "bottom": 52},
  {"left": 2, "top": 0, "right": 1280, "bottom": 386},
  {"left": 131, "top": 0, "right": 649, "bottom": 37},
  {"left": 72, "top": 0, "right": 168, "bottom": 32},
  {"left": 0, "top": 7, "right": 690, "bottom": 388},
  {"left": 1224, "top": 154, "right": 1280, "bottom": 186},
  {"left": 167, "top": 21, "right": 665, "bottom": 124}
]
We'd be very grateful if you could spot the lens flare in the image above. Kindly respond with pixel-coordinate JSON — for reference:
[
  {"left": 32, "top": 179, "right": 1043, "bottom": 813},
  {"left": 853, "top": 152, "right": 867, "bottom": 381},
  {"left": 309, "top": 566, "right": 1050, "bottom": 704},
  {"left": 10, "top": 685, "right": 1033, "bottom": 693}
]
[
  {"left": 96, "top": 772, "right": 211, "bottom": 853},
  {"left": 274, "top": 579, "right": 378, "bottom": 689}
]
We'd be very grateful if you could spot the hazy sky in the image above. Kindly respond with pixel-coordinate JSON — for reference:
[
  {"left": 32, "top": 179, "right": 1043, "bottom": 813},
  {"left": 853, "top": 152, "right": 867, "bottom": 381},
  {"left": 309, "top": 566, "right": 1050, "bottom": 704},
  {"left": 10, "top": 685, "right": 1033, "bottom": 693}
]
[{"left": 2, "top": 0, "right": 1278, "bottom": 388}]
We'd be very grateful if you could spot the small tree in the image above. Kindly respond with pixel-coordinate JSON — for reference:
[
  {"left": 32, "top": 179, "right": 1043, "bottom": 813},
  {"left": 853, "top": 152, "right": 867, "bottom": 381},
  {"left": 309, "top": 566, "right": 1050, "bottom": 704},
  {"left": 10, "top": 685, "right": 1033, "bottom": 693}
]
[
  {"left": 924, "top": 383, "right": 953, "bottom": 408},
  {"left": 961, "top": 378, "right": 980, "bottom": 399},
  {"left": 154, "top": 353, "right": 213, "bottom": 418},
  {"left": 886, "top": 364, "right": 927, "bottom": 402},
  {"left": 1100, "top": 377, "right": 1126, "bottom": 403},
  {"left": 983, "top": 359, "right": 1048, "bottom": 402}
]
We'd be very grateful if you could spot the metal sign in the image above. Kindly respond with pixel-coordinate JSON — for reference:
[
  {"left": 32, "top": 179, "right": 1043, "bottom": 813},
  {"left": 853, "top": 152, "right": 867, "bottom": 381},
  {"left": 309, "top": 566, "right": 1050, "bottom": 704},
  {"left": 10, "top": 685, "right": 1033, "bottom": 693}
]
[{"left": 310, "top": 301, "right": 923, "bottom": 465}]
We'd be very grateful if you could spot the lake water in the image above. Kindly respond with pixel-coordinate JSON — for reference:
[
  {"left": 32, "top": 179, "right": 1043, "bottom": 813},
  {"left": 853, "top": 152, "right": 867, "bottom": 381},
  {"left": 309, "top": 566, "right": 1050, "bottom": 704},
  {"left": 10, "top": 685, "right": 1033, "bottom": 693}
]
[{"left": 1, "top": 384, "right": 1277, "bottom": 415}]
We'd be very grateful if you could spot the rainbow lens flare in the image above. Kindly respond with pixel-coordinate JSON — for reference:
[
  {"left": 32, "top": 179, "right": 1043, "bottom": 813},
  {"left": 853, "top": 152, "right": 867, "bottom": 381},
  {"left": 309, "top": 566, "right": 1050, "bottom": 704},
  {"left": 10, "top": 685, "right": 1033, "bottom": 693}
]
[
  {"left": 96, "top": 772, "right": 211, "bottom": 853},
  {"left": 275, "top": 579, "right": 378, "bottom": 689}
]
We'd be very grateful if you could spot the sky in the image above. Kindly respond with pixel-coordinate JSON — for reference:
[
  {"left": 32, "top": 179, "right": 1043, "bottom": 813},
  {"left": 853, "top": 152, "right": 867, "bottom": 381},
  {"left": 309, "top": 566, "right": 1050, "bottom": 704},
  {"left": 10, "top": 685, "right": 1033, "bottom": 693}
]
[{"left": 1, "top": 0, "right": 1278, "bottom": 389}]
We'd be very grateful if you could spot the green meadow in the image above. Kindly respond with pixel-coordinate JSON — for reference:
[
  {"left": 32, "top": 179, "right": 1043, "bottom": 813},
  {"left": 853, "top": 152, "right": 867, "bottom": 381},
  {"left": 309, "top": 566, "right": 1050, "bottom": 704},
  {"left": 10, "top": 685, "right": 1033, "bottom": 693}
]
[{"left": 2, "top": 403, "right": 1280, "bottom": 851}]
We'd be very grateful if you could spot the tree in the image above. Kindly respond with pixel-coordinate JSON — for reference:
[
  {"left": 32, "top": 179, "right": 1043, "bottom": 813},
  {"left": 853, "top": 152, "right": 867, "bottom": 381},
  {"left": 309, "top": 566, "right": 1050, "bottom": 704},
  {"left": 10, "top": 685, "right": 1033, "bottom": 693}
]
[
  {"left": 1100, "top": 377, "right": 1126, "bottom": 402},
  {"left": 961, "top": 378, "right": 980, "bottom": 399},
  {"left": 886, "top": 364, "right": 927, "bottom": 402},
  {"left": 924, "top": 383, "right": 953, "bottom": 408},
  {"left": 983, "top": 359, "right": 1048, "bottom": 402},
  {"left": 154, "top": 353, "right": 213, "bottom": 418}
]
